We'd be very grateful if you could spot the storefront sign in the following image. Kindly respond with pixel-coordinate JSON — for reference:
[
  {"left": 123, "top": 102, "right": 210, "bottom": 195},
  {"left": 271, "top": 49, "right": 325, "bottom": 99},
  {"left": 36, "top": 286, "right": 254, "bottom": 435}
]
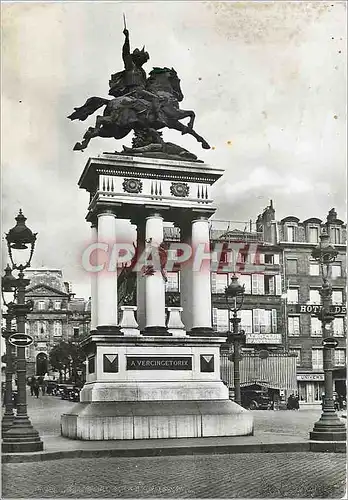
[
  {"left": 245, "top": 334, "right": 282, "bottom": 344},
  {"left": 294, "top": 305, "right": 346, "bottom": 314},
  {"left": 297, "top": 373, "right": 324, "bottom": 381},
  {"left": 126, "top": 356, "right": 192, "bottom": 370}
]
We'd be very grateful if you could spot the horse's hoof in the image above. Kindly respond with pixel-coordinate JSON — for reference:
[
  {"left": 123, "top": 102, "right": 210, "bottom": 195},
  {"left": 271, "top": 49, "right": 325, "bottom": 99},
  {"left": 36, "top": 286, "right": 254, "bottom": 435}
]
[
  {"left": 73, "top": 142, "right": 84, "bottom": 151},
  {"left": 202, "top": 142, "right": 211, "bottom": 150}
]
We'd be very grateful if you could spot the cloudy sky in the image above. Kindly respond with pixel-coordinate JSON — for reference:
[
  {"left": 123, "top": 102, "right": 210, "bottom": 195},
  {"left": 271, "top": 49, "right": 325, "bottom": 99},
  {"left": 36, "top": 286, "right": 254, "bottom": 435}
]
[{"left": 1, "top": 1, "right": 346, "bottom": 297}]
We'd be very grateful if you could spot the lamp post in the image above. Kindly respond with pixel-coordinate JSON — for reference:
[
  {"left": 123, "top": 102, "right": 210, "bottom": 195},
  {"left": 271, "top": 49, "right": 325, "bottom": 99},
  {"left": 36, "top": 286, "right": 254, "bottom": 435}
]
[
  {"left": 1, "top": 265, "right": 18, "bottom": 432},
  {"left": 309, "top": 228, "right": 346, "bottom": 442},
  {"left": 225, "top": 274, "right": 246, "bottom": 406},
  {"left": 2, "top": 210, "right": 43, "bottom": 453}
]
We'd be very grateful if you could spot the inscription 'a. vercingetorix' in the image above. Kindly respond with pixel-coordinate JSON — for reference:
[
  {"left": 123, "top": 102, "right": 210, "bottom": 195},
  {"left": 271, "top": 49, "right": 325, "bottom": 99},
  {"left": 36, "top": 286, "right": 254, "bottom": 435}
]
[{"left": 126, "top": 356, "right": 192, "bottom": 370}]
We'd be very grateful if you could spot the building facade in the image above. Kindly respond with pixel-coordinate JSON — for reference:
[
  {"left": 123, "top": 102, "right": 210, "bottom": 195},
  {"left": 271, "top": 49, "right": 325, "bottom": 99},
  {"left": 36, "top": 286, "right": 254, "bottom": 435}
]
[
  {"left": 276, "top": 208, "right": 346, "bottom": 405},
  {"left": 24, "top": 269, "right": 91, "bottom": 376}
]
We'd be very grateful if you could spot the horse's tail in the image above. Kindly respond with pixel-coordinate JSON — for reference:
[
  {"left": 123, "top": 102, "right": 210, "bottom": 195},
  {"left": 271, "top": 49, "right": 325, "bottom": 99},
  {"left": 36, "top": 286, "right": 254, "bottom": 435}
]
[{"left": 68, "top": 97, "right": 109, "bottom": 121}]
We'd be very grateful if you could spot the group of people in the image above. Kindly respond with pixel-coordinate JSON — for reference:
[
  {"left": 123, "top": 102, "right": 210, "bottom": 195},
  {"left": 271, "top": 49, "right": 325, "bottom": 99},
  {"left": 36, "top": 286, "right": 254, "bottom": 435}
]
[
  {"left": 27, "top": 375, "right": 48, "bottom": 398},
  {"left": 286, "top": 394, "right": 300, "bottom": 410}
]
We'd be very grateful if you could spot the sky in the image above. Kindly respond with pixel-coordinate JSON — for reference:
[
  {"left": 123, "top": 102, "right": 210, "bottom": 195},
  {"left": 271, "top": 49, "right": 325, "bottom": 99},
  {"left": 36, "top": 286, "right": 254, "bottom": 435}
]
[{"left": 1, "top": 1, "right": 347, "bottom": 298}]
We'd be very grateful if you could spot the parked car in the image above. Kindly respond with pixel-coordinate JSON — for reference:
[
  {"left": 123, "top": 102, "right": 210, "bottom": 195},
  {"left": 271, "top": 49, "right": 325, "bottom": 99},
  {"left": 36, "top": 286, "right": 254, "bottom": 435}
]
[{"left": 241, "top": 385, "right": 271, "bottom": 410}]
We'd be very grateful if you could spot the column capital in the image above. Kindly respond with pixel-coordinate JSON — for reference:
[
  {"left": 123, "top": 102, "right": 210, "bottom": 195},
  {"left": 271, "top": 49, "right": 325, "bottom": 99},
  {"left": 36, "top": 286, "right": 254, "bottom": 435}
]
[
  {"left": 97, "top": 209, "right": 116, "bottom": 218},
  {"left": 146, "top": 212, "right": 164, "bottom": 221}
]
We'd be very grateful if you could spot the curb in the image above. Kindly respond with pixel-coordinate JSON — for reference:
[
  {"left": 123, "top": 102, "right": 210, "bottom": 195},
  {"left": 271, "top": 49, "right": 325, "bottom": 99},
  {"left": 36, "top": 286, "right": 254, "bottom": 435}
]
[{"left": 3, "top": 441, "right": 311, "bottom": 463}]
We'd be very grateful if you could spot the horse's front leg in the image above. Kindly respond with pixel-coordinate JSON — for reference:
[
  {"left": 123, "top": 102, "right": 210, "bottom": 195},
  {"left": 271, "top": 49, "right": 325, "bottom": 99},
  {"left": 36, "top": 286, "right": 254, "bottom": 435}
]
[
  {"left": 176, "top": 109, "right": 195, "bottom": 129},
  {"left": 165, "top": 106, "right": 196, "bottom": 130}
]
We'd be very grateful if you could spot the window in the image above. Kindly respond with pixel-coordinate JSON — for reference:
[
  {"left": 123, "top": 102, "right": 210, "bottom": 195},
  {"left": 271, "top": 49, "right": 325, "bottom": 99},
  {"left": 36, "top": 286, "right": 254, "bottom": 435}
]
[
  {"left": 238, "top": 274, "right": 251, "bottom": 294},
  {"left": 308, "top": 227, "right": 319, "bottom": 244},
  {"left": 165, "top": 272, "right": 179, "bottom": 292},
  {"left": 334, "top": 349, "right": 346, "bottom": 366},
  {"left": 287, "top": 259, "right": 298, "bottom": 275},
  {"left": 332, "top": 290, "right": 343, "bottom": 305},
  {"left": 211, "top": 273, "right": 228, "bottom": 293},
  {"left": 311, "top": 317, "right": 322, "bottom": 337},
  {"left": 251, "top": 274, "right": 264, "bottom": 295},
  {"left": 333, "top": 317, "right": 345, "bottom": 337},
  {"left": 38, "top": 301, "right": 45, "bottom": 311},
  {"left": 287, "top": 226, "right": 295, "bottom": 242},
  {"left": 239, "top": 310, "right": 252, "bottom": 334},
  {"left": 54, "top": 301, "right": 61, "bottom": 310},
  {"left": 291, "top": 348, "right": 301, "bottom": 366},
  {"left": 312, "top": 349, "right": 323, "bottom": 370},
  {"left": 53, "top": 321, "right": 62, "bottom": 337},
  {"left": 73, "top": 327, "right": 79, "bottom": 339},
  {"left": 264, "top": 275, "right": 275, "bottom": 295},
  {"left": 332, "top": 228, "right": 340, "bottom": 244},
  {"left": 264, "top": 254, "right": 274, "bottom": 264},
  {"left": 309, "top": 289, "right": 321, "bottom": 305},
  {"left": 331, "top": 264, "right": 342, "bottom": 278},
  {"left": 25, "top": 322, "right": 30, "bottom": 335},
  {"left": 37, "top": 321, "right": 46, "bottom": 335},
  {"left": 288, "top": 316, "right": 300, "bottom": 336},
  {"left": 252, "top": 309, "right": 275, "bottom": 334},
  {"left": 309, "top": 263, "right": 320, "bottom": 276},
  {"left": 287, "top": 288, "right": 299, "bottom": 304},
  {"left": 212, "top": 308, "right": 229, "bottom": 332}
]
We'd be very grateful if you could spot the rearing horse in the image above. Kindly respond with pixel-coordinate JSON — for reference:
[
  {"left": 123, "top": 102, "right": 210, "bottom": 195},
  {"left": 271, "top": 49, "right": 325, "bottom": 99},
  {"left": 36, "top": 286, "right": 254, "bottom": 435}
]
[{"left": 68, "top": 67, "right": 210, "bottom": 151}]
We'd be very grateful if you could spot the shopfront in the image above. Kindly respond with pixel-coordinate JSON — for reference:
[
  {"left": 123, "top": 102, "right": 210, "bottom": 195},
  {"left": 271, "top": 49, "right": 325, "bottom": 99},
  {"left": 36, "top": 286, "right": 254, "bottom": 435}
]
[{"left": 297, "top": 373, "right": 325, "bottom": 405}]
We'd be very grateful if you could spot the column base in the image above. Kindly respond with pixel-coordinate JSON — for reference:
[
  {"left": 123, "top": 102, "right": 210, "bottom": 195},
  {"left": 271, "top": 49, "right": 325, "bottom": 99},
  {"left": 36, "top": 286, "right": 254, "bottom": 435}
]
[
  {"left": 96, "top": 325, "right": 122, "bottom": 334},
  {"left": 309, "top": 411, "right": 346, "bottom": 442},
  {"left": 142, "top": 326, "right": 171, "bottom": 336},
  {"left": 188, "top": 327, "right": 217, "bottom": 337},
  {"left": 61, "top": 400, "right": 253, "bottom": 440},
  {"left": 2, "top": 415, "right": 43, "bottom": 453}
]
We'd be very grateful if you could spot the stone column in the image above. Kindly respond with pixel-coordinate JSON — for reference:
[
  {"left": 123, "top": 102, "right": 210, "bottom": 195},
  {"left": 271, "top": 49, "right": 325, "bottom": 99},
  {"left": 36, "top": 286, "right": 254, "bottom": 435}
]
[
  {"left": 179, "top": 221, "right": 193, "bottom": 331},
  {"left": 143, "top": 213, "right": 169, "bottom": 335},
  {"left": 135, "top": 221, "right": 146, "bottom": 331},
  {"left": 90, "top": 222, "right": 98, "bottom": 332},
  {"left": 189, "top": 217, "right": 214, "bottom": 336},
  {"left": 96, "top": 211, "right": 120, "bottom": 332}
]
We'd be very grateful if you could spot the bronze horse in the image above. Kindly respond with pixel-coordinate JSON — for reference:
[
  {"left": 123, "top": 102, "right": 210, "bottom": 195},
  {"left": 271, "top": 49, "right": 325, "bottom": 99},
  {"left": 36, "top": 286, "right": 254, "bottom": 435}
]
[{"left": 68, "top": 67, "right": 210, "bottom": 151}]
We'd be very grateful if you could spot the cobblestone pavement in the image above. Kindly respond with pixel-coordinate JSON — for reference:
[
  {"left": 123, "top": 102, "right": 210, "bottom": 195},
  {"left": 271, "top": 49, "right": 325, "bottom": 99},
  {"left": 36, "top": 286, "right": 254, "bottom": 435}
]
[{"left": 2, "top": 452, "right": 346, "bottom": 498}]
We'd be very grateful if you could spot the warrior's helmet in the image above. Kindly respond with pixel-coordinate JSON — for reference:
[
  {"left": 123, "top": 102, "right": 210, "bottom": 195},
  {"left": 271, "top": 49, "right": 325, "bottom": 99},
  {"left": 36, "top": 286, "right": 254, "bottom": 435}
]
[{"left": 131, "top": 46, "right": 149, "bottom": 66}]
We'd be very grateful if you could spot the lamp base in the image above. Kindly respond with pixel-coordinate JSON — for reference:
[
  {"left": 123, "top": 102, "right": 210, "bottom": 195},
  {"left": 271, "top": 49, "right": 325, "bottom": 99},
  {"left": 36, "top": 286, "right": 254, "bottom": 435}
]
[
  {"left": 2, "top": 415, "right": 43, "bottom": 453},
  {"left": 309, "top": 410, "right": 346, "bottom": 442},
  {"left": 1, "top": 412, "right": 14, "bottom": 433}
]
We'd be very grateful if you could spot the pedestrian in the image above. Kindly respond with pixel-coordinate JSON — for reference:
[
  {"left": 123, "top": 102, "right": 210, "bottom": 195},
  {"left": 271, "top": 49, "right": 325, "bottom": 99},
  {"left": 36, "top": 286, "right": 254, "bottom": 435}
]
[
  {"left": 287, "top": 394, "right": 295, "bottom": 410},
  {"left": 37, "top": 375, "right": 45, "bottom": 395},
  {"left": 32, "top": 377, "right": 39, "bottom": 398},
  {"left": 294, "top": 394, "right": 300, "bottom": 410},
  {"left": 28, "top": 376, "right": 35, "bottom": 396}
]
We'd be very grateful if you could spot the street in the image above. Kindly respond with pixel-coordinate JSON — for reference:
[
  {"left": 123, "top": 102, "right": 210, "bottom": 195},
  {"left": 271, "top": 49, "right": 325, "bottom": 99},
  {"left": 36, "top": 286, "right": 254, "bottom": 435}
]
[{"left": 2, "top": 393, "right": 347, "bottom": 498}]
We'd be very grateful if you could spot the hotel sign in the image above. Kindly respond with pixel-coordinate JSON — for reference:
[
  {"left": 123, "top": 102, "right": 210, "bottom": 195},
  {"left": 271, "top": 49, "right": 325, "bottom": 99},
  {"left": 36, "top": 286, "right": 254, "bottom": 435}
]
[
  {"left": 126, "top": 356, "right": 192, "bottom": 370},
  {"left": 294, "top": 305, "right": 346, "bottom": 314},
  {"left": 245, "top": 334, "right": 282, "bottom": 344}
]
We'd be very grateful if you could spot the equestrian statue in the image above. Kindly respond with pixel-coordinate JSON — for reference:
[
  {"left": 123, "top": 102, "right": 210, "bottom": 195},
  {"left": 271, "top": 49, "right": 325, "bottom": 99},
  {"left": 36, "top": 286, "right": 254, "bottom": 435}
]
[{"left": 68, "top": 21, "right": 210, "bottom": 160}]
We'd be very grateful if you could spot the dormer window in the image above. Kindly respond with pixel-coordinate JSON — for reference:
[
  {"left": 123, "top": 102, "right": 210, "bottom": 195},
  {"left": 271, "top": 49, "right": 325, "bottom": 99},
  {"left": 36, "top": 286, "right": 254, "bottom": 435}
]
[
  {"left": 287, "top": 225, "right": 295, "bottom": 242},
  {"left": 38, "top": 301, "right": 45, "bottom": 311},
  {"left": 332, "top": 227, "right": 340, "bottom": 244},
  {"left": 308, "top": 226, "right": 319, "bottom": 244}
]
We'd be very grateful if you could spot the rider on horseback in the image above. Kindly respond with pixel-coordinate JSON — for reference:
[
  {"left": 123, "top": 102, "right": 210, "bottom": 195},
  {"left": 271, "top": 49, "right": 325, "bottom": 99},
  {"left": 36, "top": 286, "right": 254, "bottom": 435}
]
[{"left": 109, "top": 28, "right": 160, "bottom": 121}]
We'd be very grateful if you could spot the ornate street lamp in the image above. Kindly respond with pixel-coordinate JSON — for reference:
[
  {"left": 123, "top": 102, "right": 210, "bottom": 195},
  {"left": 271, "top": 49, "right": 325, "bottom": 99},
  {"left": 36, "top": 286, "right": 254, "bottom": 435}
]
[
  {"left": 309, "top": 228, "right": 346, "bottom": 442},
  {"left": 2, "top": 210, "right": 43, "bottom": 453},
  {"left": 225, "top": 274, "right": 246, "bottom": 406},
  {"left": 1, "top": 265, "right": 18, "bottom": 431}
]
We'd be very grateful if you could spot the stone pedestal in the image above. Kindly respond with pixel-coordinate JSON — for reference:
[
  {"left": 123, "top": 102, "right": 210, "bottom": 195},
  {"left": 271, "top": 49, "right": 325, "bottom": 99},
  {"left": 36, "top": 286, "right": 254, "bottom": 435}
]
[{"left": 62, "top": 154, "right": 253, "bottom": 440}]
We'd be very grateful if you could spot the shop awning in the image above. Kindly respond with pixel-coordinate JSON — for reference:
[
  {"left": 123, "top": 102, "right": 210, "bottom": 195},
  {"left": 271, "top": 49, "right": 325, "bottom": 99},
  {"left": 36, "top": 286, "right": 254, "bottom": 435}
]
[{"left": 220, "top": 352, "right": 298, "bottom": 391}]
